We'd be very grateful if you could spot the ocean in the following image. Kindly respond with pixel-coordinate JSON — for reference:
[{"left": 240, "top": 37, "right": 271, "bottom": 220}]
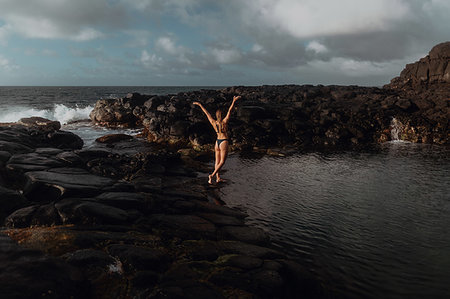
[{"left": 1, "top": 86, "right": 449, "bottom": 298}]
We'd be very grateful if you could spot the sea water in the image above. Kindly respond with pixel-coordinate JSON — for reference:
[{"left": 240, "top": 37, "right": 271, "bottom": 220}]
[
  {"left": 1, "top": 86, "right": 449, "bottom": 298},
  {"left": 219, "top": 144, "right": 450, "bottom": 299}
]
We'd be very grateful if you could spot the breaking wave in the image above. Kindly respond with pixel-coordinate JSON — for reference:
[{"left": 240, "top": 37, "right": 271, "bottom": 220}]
[{"left": 0, "top": 104, "right": 93, "bottom": 125}]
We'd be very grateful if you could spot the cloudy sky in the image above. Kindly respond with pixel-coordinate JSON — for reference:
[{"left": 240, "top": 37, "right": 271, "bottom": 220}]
[{"left": 0, "top": 0, "right": 449, "bottom": 86}]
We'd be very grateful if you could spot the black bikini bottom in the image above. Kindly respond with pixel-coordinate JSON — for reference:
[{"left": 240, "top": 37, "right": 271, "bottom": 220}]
[{"left": 216, "top": 139, "right": 229, "bottom": 147}]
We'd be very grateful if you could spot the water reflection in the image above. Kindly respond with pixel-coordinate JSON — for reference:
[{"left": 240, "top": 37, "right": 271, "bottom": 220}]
[{"left": 220, "top": 144, "right": 450, "bottom": 299}]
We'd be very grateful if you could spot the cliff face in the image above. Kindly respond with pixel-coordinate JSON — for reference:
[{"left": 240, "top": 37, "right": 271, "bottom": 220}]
[{"left": 387, "top": 42, "right": 450, "bottom": 89}]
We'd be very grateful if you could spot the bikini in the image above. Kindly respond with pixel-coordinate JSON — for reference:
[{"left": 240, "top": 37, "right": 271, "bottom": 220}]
[{"left": 215, "top": 121, "right": 229, "bottom": 147}]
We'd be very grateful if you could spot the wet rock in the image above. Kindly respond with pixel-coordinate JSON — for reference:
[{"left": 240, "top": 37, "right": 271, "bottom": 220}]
[
  {"left": 198, "top": 213, "right": 245, "bottom": 227},
  {"left": 107, "top": 244, "right": 169, "bottom": 271},
  {"left": 95, "top": 133, "right": 133, "bottom": 144},
  {"left": 148, "top": 214, "right": 216, "bottom": 237},
  {"left": 23, "top": 168, "right": 118, "bottom": 201},
  {"left": 55, "top": 198, "right": 129, "bottom": 225},
  {"left": 47, "top": 130, "right": 84, "bottom": 149},
  {"left": 18, "top": 116, "right": 61, "bottom": 131},
  {"left": 56, "top": 151, "right": 84, "bottom": 166},
  {"left": 4, "top": 205, "right": 39, "bottom": 228},
  {"left": 0, "top": 140, "right": 33, "bottom": 154},
  {"left": 94, "top": 192, "right": 146, "bottom": 210},
  {"left": 0, "top": 234, "right": 87, "bottom": 298},
  {"left": 63, "top": 248, "right": 116, "bottom": 267},
  {"left": 218, "top": 240, "right": 284, "bottom": 259},
  {"left": 0, "top": 186, "right": 28, "bottom": 224},
  {"left": 0, "top": 150, "right": 11, "bottom": 163},
  {"left": 7, "top": 152, "right": 66, "bottom": 173},
  {"left": 224, "top": 255, "right": 263, "bottom": 270},
  {"left": 6, "top": 202, "right": 62, "bottom": 228}
]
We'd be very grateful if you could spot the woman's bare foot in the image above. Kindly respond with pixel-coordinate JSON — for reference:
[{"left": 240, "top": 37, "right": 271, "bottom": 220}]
[
  {"left": 216, "top": 177, "right": 226, "bottom": 183},
  {"left": 208, "top": 174, "right": 213, "bottom": 184}
]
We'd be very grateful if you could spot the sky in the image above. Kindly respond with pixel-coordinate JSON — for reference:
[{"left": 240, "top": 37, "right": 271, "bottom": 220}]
[{"left": 0, "top": 0, "right": 449, "bottom": 86}]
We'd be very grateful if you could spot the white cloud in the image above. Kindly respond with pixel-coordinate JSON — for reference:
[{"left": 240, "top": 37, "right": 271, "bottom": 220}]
[
  {"left": 156, "top": 37, "right": 178, "bottom": 55},
  {"left": 306, "top": 41, "right": 328, "bottom": 54},
  {"left": 0, "top": 54, "right": 18, "bottom": 71},
  {"left": 140, "top": 50, "right": 163, "bottom": 69},
  {"left": 306, "top": 55, "right": 420, "bottom": 78},
  {"left": 240, "top": 0, "right": 411, "bottom": 38},
  {"left": 210, "top": 48, "right": 241, "bottom": 64}
]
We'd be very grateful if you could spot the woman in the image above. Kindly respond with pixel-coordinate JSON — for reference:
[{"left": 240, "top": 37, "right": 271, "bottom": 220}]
[{"left": 193, "top": 95, "right": 241, "bottom": 184}]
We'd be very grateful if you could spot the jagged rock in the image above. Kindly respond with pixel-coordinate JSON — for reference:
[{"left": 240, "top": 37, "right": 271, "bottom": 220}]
[
  {"left": 18, "top": 116, "right": 61, "bottom": 131},
  {"left": 388, "top": 41, "right": 450, "bottom": 88},
  {"left": 95, "top": 134, "right": 133, "bottom": 144}
]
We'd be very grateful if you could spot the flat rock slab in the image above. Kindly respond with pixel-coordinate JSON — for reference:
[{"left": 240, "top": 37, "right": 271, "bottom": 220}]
[
  {"left": 0, "top": 233, "right": 86, "bottom": 298},
  {"left": 55, "top": 198, "right": 130, "bottom": 225},
  {"left": 23, "top": 168, "right": 119, "bottom": 201},
  {"left": 0, "top": 140, "right": 33, "bottom": 154},
  {"left": 7, "top": 152, "right": 66, "bottom": 173},
  {"left": 149, "top": 214, "right": 216, "bottom": 236},
  {"left": 95, "top": 192, "right": 146, "bottom": 210}
]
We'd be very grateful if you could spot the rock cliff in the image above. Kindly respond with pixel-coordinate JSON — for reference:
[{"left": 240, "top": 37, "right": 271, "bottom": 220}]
[{"left": 387, "top": 41, "right": 450, "bottom": 89}]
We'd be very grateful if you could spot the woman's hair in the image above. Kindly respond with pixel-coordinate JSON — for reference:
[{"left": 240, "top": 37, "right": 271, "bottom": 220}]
[{"left": 215, "top": 109, "right": 223, "bottom": 121}]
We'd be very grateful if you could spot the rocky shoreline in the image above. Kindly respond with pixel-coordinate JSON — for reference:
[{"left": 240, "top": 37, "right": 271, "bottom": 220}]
[
  {"left": 90, "top": 43, "right": 449, "bottom": 151},
  {"left": 1, "top": 118, "right": 323, "bottom": 298},
  {"left": 1, "top": 42, "right": 448, "bottom": 298}
]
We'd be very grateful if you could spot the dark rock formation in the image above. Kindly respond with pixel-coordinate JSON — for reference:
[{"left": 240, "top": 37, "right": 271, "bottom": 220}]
[
  {"left": 387, "top": 41, "right": 450, "bottom": 89},
  {"left": 0, "top": 122, "right": 323, "bottom": 298},
  {"left": 89, "top": 43, "right": 449, "bottom": 148}
]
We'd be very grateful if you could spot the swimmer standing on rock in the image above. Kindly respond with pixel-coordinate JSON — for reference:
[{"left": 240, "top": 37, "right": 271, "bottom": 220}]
[{"left": 193, "top": 95, "right": 241, "bottom": 184}]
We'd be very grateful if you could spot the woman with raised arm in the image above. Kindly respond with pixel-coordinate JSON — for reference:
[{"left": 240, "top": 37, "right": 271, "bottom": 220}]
[{"left": 193, "top": 95, "right": 241, "bottom": 184}]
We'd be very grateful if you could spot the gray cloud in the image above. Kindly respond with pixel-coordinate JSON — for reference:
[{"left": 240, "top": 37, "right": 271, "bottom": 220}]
[{"left": 0, "top": 0, "right": 127, "bottom": 40}]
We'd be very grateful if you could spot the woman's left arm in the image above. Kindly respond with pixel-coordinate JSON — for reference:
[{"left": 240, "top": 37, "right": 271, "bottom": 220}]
[{"left": 223, "top": 96, "right": 241, "bottom": 123}]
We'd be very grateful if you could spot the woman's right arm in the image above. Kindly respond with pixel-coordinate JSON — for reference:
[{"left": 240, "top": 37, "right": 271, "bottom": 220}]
[{"left": 193, "top": 101, "right": 215, "bottom": 125}]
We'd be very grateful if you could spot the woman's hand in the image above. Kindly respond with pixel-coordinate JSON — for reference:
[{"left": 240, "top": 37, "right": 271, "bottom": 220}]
[{"left": 232, "top": 95, "right": 241, "bottom": 102}]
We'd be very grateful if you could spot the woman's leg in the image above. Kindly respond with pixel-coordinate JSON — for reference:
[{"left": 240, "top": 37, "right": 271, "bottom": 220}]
[
  {"left": 209, "top": 142, "right": 221, "bottom": 184},
  {"left": 210, "top": 141, "right": 228, "bottom": 179}
]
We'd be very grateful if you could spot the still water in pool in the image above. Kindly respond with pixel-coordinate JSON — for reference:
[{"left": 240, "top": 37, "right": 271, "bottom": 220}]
[{"left": 219, "top": 143, "right": 450, "bottom": 298}]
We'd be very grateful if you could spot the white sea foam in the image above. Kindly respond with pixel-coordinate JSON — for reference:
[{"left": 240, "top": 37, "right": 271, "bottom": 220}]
[{"left": 0, "top": 104, "right": 94, "bottom": 124}]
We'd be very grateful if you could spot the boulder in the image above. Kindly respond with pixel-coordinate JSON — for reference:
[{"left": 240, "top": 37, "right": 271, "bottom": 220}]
[
  {"left": 18, "top": 116, "right": 61, "bottom": 131},
  {"left": 0, "top": 186, "right": 28, "bottom": 223},
  {"left": 47, "top": 131, "right": 84, "bottom": 149},
  {"left": 95, "top": 134, "right": 133, "bottom": 144},
  {"left": 23, "top": 168, "right": 118, "bottom": 201}
]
